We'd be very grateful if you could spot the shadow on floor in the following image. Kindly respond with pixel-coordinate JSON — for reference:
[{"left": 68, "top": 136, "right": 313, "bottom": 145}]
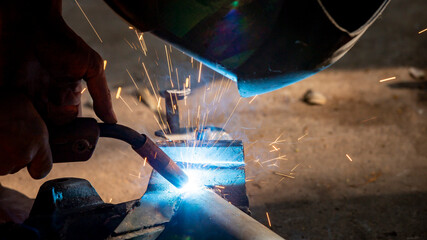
[{"left": 251, "top": 192, "right": 427, "bottom": 240}]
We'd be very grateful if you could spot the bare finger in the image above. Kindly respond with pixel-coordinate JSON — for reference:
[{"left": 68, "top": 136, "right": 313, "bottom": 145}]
[
  {"left": 27, "top": 144, "right": 53, "bottom": 180},
  {"left": 84, "top": 51, "right": 117, "bottom": 124}
]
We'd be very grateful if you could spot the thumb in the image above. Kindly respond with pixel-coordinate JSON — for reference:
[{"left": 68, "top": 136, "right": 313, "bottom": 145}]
[{"left": 27, "top": 144, "right": 53, "bottom": 179}]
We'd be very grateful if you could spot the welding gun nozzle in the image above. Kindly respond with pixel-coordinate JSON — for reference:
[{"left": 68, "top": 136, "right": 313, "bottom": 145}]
[{"left": 133, "top": 137, "right": 189, "bottom": 188}]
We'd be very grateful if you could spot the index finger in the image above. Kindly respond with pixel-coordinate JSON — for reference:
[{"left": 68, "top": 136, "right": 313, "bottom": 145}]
[{"left": 84, "top": 51, "right": 117, "bottom": 124}]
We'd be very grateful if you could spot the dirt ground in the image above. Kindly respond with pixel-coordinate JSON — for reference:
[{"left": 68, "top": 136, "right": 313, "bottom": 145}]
[{"left": 1, "top": 0, "right": 426, "bottom": 239}]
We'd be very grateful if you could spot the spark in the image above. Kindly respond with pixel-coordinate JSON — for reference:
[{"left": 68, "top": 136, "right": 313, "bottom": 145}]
[
  {"left": 249, "top": 95, "right": 258, "bottom": 104},
  {"left": 120, "top": 96, "right": 133, "bottom": 112},
  {"left": 361, "top": 116, "right": 377, "bottom": 123},
  {"left": 142, "top": 62, "right": 159, "bottom": 102},
  {"left": 124, "top": 39, "right": 134, "bottom": 49},
  {"left": 291, "top": 163, "right": 300, "bottom": 172},
  {"left": 185, "top": 77, "right": 189, "bottom": 88},
  {"left": 215, "top": 185, "right": 225, "bottom": 189},
  {"left": 129, "top": 172, "right": 141, "bottom": 178},
  {"left": 80, "top": 87, "right": 87, "bottom": 94},
  {"left": 136, "top": 31, "right": 148, "bottom": 56},
  {"left": 197, "top": 62, "right": 203, "bottom": 83},
  {"left": 346, "top": 154, "right": 353, "bottom": 162},
  {"left": 297, "top": 133, "right": 308, "bottom": 141},
  {"left": 262, "top": 155, "right": 287, "bottom": 164},
  {"left": 379, "top": 76, "right": 396, "bottom": 83},
  {"left": 157, "top": 98, "right": 162, "bottom": 109},
  {"left": 74, "top": 0, "right": 103, "bottom": 43},
  {"left": 115, "top": 87, "right": 122, "bottom": 99},
  {"left": 266, "top": 212, "right": 272, "bottom": 228},
  {"left": 109, "top": 198, "right": 113, "bottom": 203},
  {"left": 268, "top": 163, "right": 279, "bottom": 168},
  {"left": 126, "top": 69, "right": 139, "bottom": 90},
  {"left": 129, "top": 26, "right": 134, "bottom": 29},
  {"left": 269, "top": 145, "right": 280, "bottom": 152},
  {"left": 418, "top": 28, "right": 427, "bottom": 34},
  {"left": 273, "top": 171, "right": 295, "bottom": 179},
  {"left": 220, "top": 98, "right": 242, "bottom": 134},
  {"left": 103, "top": 60, "right": 107, "bottom": 70},
  {"left": 165, "top": 45, "right": 174, "bottom": 87},
  {"left": 270, "top": 132, "right": 287, "bottom": 145},
  {"left": 143, "top": 157, "right": 147, "bottom": 167},
  {"left": 176, "top": 68, "right": 180, "bottom": 90},
  {"left": 153, "top": 115, "right": 169, "bottom": 137}
]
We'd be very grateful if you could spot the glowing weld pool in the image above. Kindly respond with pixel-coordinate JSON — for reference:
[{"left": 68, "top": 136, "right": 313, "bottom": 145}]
[{"left": 148, "top": 140, "right": 249, "bottom": 210}]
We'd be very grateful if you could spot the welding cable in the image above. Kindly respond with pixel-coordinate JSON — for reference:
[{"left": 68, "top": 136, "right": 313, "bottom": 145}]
[
  {"left": 98, "top": 123, "right": 146, "bottom": 148},
  {"left": 98, "top": 123, "right": 189, "bottom": 188}
]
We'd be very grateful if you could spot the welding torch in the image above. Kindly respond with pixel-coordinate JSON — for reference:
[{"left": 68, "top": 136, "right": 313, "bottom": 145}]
[{"left": 48, "top": 118, "right": 188, "bottom": 188}]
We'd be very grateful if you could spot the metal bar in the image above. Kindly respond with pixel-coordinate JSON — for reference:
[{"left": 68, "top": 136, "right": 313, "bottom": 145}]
[{"left": 158, "top": 189, "right": 284, "bottom": 240}]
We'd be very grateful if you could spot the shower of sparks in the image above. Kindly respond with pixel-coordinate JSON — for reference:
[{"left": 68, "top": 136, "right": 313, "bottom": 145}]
[
  {"left": 74, "top": 0, "right": 103, "bottom": 43},
  {"left": 248, "top": 95, "right": 258, "bottom": 104},
  {"left": 297, "top": 133, "right": 308, "bottom": 141},
  {"left": 346, "top": 154, "right": 353, "bottom": 162},
  {"left": 126, "top": 68, "right": 139, "bottom": 90},
  {"left": 103, "top": 60, "right": 107, "bottom": 70},
  {"left": 379, "top": 76, "right": 396, "bottom": 83},
  {"left": 418, "top": 28, "right": 427, "bottom": 34},
  {"left": 142, "top": 62, "right": 159, "bottom": 102},
  {"left": 197, "top": 62, "right": 203, "bottom": 83},
  {"left": 80, "top": 87, "right": 87, "bottom": 94},
  {"left": 266, "top": 212, "right": 272, "bottom": 228},
  {"left": 115, "top": 87, "right": 122, "bottom": 99}
]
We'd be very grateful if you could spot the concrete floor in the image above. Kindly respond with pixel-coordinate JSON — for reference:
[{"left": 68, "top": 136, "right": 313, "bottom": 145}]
[{"left": 1, "top": 0, "right": 426, "bottom": 239}]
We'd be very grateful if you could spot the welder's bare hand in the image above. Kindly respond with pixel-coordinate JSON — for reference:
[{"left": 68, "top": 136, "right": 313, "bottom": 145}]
[
  {"left": 0, "top": 1, "right": 117, "bottom": 125},
  {"left": 0, "top": 93, "right": 52, "bottom": 179},
  {"left": 0, "top": 0, "right": 117, "bottom": 178}
]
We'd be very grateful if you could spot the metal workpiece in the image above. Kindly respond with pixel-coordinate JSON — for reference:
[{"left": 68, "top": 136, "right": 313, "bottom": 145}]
[
  {"left": 24, "top": 140, "right": 285, "bottom": 239},
  {"left": 133, "top": 137, "right": 189, "bottom": 189},
  {"left": 159, "top": 190, "right": 284, "bottom": 240},
  {"left": 155, "top": 140, "right": 249, "bottom": 212},
  {"left": 161, "top": 89, "right": 191, "bottom": 134}
]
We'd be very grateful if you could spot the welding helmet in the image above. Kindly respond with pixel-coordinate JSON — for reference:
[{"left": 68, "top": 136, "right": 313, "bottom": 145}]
[{"left": 104, "top": 0, "right": 389, "bottom": 97}]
